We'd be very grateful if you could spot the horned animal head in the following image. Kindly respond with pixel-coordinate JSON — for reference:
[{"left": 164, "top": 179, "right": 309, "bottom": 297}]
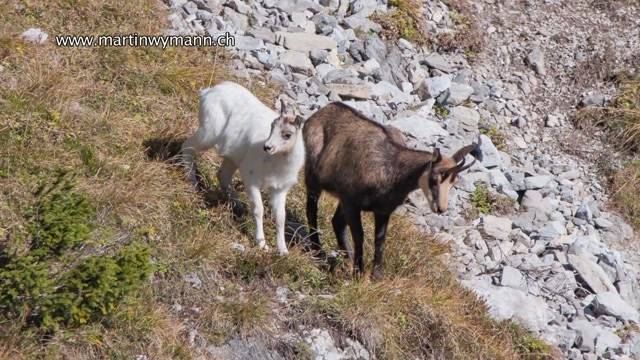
[
  {"left": 264, "top": 99, "right": 304, "bottom": 155},
  {"left": 419, "top": 137, "right": 482, "bottom": 213}
]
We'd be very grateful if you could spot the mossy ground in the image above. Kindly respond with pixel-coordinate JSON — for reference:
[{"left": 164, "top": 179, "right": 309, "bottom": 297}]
[{"left": 1, "top": 0, "right": 553, "bottom": 358}]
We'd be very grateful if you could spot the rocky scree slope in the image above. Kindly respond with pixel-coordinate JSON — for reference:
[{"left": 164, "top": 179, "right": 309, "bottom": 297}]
[{"left": 165, "top": 0, "right": 640, "bottom": 358}]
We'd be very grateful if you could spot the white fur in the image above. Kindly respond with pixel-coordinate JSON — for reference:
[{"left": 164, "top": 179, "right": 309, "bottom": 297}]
[{"left": 181, "top": 82, "right": 305, "bottom": 255}]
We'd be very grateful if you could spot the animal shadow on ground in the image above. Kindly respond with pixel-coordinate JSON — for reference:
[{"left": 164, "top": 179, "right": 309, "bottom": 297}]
[{"left": 142, "top": 136, "right": 315, "bottom": 252}]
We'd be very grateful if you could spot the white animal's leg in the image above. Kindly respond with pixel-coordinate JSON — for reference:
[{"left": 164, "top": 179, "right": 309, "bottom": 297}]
[
  {"left": 246, "top": 185, "right": 266, "bottom": 249},
  {"left": 270, "top": 188, "right": 289, "bottom": 255},
  {"left": 217, "top": 158, "right": 238, "bottom": 199},
  {"left": 181, "top": 127, "right": 208, "bottom": 185}
]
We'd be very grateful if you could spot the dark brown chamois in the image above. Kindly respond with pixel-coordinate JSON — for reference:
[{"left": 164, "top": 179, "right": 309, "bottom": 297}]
[{"left": 303, "top": 102, "right": 481, "bottom": 279}]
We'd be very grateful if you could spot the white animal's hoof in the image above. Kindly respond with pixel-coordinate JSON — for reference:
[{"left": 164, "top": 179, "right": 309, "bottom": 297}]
[
  {"left": 277, "top": 248, "right": 289, "bottom": 256},
  {"left": 256, "top": 239, "right": 267, "bottom": 249}
]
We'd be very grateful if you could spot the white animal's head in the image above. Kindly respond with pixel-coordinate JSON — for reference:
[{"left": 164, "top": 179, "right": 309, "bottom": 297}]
[
  {"left": 418, "top": 138, "right": 482, "bottom": 214},
  {"left": 264, "top": 100, "right": 303, "bottom": 155}
]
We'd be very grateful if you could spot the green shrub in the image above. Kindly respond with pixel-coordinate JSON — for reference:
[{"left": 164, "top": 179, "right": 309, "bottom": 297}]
[
  {"left": 467, "top": 184, "right": 515, "bottom": 219},
  {"left": 470, "top": 184, "right": 492, "bottom": 215},
  {"left": 0, "top": 174, "right": 151, "bottom": 330},
  {"left": 26, "top": 174, "right": 95, "bottom": 257}
]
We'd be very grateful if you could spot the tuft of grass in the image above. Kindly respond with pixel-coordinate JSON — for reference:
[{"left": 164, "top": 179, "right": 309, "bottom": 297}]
[
  {"left": 435, "top": 0, "right": 485, "bottom": 54},
  {"left": 370, "top": 0, "right": 429, "bottom": 44},
  {"left": 574, "top": 72, "right": 640, "bottom": 231},
  {"left": 575, "top": 74, "right": 640, "bottom": 152},
  {"left": 466, "top": 183, "right": 515, "bottom": 219},
  {"left": 480, "top": 124, "right": 508, "bottom": 151},
  {"left": 219, "top": 293, "right": 271, "bottom": 335},
  {"left": 610, "top": 160, "right": 640, "bottom": 230},
  {"left": 507, "top": 323, "right": 557, "bottom": 360},
  {"left": 575, "top": 72, "right": 640, "bottom": 152}
]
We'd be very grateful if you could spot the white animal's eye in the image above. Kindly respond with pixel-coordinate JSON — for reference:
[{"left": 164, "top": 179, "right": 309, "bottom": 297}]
[{"left": 283, "top": 133, "right": 292, "bottom": 140}]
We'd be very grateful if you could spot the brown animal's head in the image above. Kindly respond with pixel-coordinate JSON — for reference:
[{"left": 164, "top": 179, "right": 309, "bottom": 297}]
[
  {"left": 264, "top": 99, "right": 303, "bottom": 155},
  {"left": 418, "top": 138, "right": 482, "bottom": 213}
]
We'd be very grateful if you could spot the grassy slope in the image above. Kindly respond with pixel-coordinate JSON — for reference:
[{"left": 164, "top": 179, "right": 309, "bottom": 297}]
[
  {"left": 0, "top": 1, "right": 553, "bottom": 358},
  {"left": 575, "top": 73, "right": 640, "bottom": 231}
]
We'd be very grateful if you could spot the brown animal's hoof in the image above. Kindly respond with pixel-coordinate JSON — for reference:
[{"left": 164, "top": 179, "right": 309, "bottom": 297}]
[
  {"left": 352, "top": 269, "right": 365, "bottom": 279},
  {"left": 371, "top": 268, "right": 384, "bottom": 281}
]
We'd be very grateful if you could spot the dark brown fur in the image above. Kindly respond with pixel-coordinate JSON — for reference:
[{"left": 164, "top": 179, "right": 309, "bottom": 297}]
[{"left": 303, "top": 102, "right": 479, "bottom": 279}]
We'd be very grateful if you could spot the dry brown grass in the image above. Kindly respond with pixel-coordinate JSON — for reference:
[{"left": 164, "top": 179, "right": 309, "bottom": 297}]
[
  {"left": 610, "top": 160, "right": 640, "bottom": 230},
  {"left": 574, "top": 72, "right": 640, "bottom": 231},
  {"left": 435, "top": 0, "right": 485, "bottom": 55},
  {"left": 570, "top": 40, "right": 617, "bottom": 88},
  {"left": 370, "top": 0, "right": 430, "bottom": 45},
  {"left": 0, "top": 0, "right": 553, "bottom": 358},
  {"left": 575, "top": 72, "right": 640, "bottom": 152}
]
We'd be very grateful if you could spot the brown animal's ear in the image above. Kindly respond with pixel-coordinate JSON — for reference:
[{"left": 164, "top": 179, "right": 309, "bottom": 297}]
[
  {"left": 294, "top": 115, "right": 304, "bottom": 128},
  {"left": 444, "top": 156, "right": 477, "bottom": 179},
  {"left": 452, "top": 144, "right": 476, "bottom": 163},
  {"left": 432, "top": 148, "right": 442, "bottom": 163}
]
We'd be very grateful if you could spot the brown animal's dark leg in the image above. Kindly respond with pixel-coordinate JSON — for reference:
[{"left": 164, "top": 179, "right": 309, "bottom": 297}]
[
  {"left": 372, "top": 212, "right": 391, "bottom": 281},
  {"left": 305, "top": 182, "right": 322, "bottom": 252},
  {"left": 343, "top": 204, "right": 364, "bottom": 276},
  {"left": 332, "top": 203, "right": 353, "bottom": 262}
]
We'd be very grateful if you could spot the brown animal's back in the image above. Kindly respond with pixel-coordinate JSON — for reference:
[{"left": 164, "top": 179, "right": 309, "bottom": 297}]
[{"left": 303, "top": 103, "right": 407, "bottom": 196}]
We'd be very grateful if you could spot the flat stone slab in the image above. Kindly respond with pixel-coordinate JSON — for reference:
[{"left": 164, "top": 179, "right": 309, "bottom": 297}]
[
  {"left": 275, "top": 32, "right": 337, "bottom": 52},
  {"left": 326, "top": 83, "right": 373, "bottom": 100},
  {"left": 568, "top": 254, "right": 617, "bottom": 294}
]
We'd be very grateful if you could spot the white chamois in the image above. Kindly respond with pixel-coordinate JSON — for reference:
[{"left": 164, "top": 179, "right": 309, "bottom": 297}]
[{"left": 181, "top": 81, "right": 305, "bottom": 255}]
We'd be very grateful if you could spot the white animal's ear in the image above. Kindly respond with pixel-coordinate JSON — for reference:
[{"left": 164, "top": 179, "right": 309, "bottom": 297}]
[{"left": 294, "top": 115, "right": 304, "bottom": 128}]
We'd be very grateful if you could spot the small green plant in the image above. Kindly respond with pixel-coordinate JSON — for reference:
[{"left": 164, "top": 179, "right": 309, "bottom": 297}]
[
  {"left": 434, "top": 103, "right": 450, "bottom": 118},
  {"left": 0, "top": 173, "right": 151, "bottom": 330},
  {"left": 480, "top": 125, "right": 507, "bottom": 151},
  {"left": 370, "top": 0, "right": 428, "bottom": 44},
  {"left": 26, "top": 174, "right": 95, "bottom": 256},
  {"left": 467, "top": 183, "right": 515, "bottom": 219},
  {"left": 470, "top": 184, "right": 492, "bottom": 215},
  {"left": 507, "top": 323, "right": 554, "bottom": 359}
]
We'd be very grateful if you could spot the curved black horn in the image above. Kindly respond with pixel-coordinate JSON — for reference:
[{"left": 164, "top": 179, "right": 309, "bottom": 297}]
[
  {"left": 470, "top": 135, "right": 483, "bottom": 162},
  {"left": 444, "top": 157, "right": 465, "bottom": 178},
  {"left": 280, "top": 99, "right": 286, "bottom": 115},
  {"left": 457, "top": 158, "right": 476, "bottom": 173},
  {"left": 452, "top": 143, "right": 477, "bottom": 163},
  {"left": 445, "top": 157, "right": 477, "bottom": 178}
]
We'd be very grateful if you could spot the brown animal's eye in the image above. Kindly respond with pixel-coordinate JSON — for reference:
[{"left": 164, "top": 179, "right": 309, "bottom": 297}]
[{"left": 282, "top": 133, "right": 292, "bottom": 140}]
